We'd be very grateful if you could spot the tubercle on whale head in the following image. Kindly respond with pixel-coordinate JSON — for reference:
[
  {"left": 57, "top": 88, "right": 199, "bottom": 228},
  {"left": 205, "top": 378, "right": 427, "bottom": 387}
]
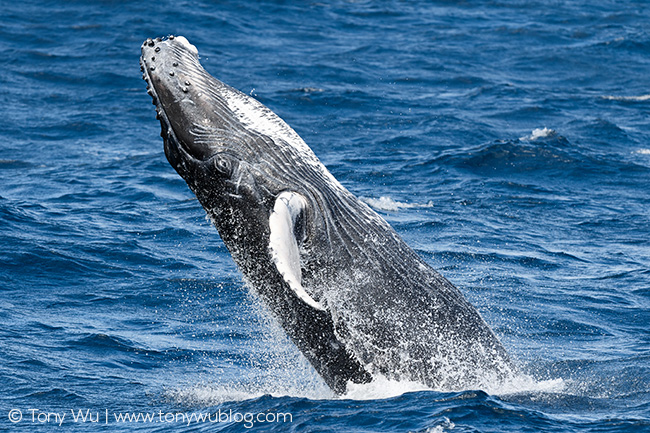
[
  {"left": 141, "top": 39, "right": 282, "bottom": 223},
  {"left": 139, "top": 36, "right": 321, "bottom": 204},
  {"left": 141, "top": 37, "right": 273, "bottom": 184},
  {"left": 140, "top": 35, "right": 217, "bottom": 165}
]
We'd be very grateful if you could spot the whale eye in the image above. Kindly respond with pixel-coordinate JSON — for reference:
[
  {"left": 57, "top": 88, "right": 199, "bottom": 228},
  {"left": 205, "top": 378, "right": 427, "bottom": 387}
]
[{"left": 213, "top": 155, "right": 233, "bottom": 177}]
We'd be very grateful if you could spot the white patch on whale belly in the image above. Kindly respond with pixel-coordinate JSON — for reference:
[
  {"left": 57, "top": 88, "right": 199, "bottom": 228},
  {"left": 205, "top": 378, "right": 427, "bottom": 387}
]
[{"left": 269, "top": 191, "right": 324, "bottom": 311}]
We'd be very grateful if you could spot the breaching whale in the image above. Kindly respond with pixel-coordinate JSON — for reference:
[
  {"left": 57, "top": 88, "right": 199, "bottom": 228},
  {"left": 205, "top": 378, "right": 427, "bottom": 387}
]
[{"left": 140, "top": 36, "right": 516, "bottom": 394}]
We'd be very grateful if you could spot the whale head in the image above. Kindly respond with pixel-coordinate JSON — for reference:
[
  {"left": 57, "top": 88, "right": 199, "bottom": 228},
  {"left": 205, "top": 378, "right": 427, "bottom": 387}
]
[
  {"left": 140, "top": 36, "right": 337, "bottom": 210},
  {"left": 139, "top": 35, "right": 352, "bottom": 276}
]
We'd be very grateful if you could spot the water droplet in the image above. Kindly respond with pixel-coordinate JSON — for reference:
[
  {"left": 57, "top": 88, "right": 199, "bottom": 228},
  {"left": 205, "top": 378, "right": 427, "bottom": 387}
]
[
  {"left": 172, "top": 62, "right": 178, "bottom": 67},
  {"left": 169, "top": 71, "right": 175, "bottom": 76},
  {"left": 169, "top": 35, "right": 175, "bottom": 40},
  {"left": 155, "top": 47, "right": 160, "bottom": 52},
  {"left": 182, "top": 87, "right": 188, "bottom": 93},
  {"left": 148, "top": 40, "right": 155, "bottom": 47},
  {"left": 151, "top": 56, "right": 155, "bottom": 61},
  {"left": 150, "top": 66, "right": 155, "bottom": 71},
  {"left": 184, "top": 80, "right": 191, "bottom": 86}
]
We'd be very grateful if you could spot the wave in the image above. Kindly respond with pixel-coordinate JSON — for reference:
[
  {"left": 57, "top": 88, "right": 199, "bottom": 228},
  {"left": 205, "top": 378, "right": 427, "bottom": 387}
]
[
  {"left": 519, "top": 127, "right": 556, "bottom": 141},
  {"left": 361, "top": 196, "right": 434, "bottom": 212},
  {"left": 601, "top": 94, "right": 650, "bottom": 102},
  {"left": 456, "top": 138, "right": 579, "bottom": 175}
]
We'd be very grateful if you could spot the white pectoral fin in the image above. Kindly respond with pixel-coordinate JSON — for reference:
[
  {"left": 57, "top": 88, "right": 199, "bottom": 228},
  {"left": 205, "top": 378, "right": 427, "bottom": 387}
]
[{"left": 268, "top": 191, "right": 324, "bottom": 311}]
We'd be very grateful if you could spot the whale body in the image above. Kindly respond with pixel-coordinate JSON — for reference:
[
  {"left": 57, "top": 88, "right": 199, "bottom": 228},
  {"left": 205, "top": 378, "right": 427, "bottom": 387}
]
[{"left": 140, "top": 35, "right": 516, "bottom": 394}]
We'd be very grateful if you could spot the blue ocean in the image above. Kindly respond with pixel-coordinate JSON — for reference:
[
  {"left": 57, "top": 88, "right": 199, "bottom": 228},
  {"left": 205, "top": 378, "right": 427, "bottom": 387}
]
[{"left": 1, "top": 0, "right": 649, "bottom": 431}]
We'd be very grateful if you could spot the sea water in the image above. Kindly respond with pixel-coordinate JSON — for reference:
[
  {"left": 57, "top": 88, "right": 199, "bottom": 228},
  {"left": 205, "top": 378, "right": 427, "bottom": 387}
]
[{"left": 1, "top": 1, "right": 649, "bottom": 431}]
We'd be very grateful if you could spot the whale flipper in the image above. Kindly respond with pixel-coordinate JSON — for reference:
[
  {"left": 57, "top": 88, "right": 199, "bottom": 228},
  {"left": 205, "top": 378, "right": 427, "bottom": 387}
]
[{"left": 269, "top": 191, "right": 324, "bottom": 311}]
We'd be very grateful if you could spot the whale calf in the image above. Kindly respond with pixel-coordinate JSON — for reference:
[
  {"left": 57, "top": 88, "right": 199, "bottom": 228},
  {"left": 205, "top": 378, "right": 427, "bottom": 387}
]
[{"left": 140, "top": 36, "right": 516, "bottom": 394}]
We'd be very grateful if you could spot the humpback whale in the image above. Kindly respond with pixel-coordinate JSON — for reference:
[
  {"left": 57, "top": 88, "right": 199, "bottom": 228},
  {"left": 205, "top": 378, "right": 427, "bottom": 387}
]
[{"left": 140, "top": 36, "right": 516, "bottom": 394}]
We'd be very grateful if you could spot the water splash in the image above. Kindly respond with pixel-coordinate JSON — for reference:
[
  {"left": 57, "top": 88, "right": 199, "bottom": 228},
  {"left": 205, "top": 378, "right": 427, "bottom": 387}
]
[
  {"left": 163, "top": 370, "right": 565, "bottom": 406},
  {"left": 343, "top": 369, "right": 564, "bottom": 400},
  {"left": 343, "top": 375, "right": 431, "bottom": 400}
]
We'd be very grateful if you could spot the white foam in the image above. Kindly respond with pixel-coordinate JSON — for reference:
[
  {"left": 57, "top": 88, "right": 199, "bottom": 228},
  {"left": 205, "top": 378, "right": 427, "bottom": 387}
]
[
  {"left": 342, "top": 370, "right": 565, "bottom": 400},
  {"left": 163, "top": 369, "right": 565, "bottom": 407},
  {"left": 602, "top": 94, "right": 650, "bottom": 102},
  {"left": 343, "top": 375, "right": 431, "bottom": 400},
  {"left": 296, "top": 87, "right": 324, "bottom": 93},
  {"left": 361, "top": 196, "right": 434, "bottom": 212},
  {"left": 422, "top": 419, "right": 456, "bottom": 433},
  {"left": 636, "top": 149, "right": 650, "bottom": 155},
  {"left": 521, "top": 127, "right": 555, "bottom": 141},
  {"left": 485, "top": 375, "right": 565, "bottom": 396},
  {"left": 165, "top": 376, "right": 429, "bottom": 405}
]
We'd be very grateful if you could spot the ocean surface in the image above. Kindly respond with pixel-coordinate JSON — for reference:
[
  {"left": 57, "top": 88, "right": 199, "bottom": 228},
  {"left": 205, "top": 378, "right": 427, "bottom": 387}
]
[{"left": 1, "top": 0, "right": 649, "bottom": 431}]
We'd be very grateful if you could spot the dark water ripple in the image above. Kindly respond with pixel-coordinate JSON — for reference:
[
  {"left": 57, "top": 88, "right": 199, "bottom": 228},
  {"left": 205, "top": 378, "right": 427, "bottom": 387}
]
[{"left": 1, "top": 0, "right": 649, "bottom": 432}]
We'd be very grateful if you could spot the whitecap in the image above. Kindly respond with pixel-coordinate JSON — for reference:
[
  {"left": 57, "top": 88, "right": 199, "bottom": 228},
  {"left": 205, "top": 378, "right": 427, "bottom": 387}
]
[
  {"left": 601, "top": 94, "right": 650, "bottom": 102},
  {"left": 361, "top": 196, "right": 434, "bottom": 212},
  {"left": 295, "top": 87, "right": 324, "bottom": 93},
  {"left": 422, "top": 420, "right": 455, "bottom": 433},
  {"left": 520, "top": 127, "right": 555, "bottom": 141}
]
